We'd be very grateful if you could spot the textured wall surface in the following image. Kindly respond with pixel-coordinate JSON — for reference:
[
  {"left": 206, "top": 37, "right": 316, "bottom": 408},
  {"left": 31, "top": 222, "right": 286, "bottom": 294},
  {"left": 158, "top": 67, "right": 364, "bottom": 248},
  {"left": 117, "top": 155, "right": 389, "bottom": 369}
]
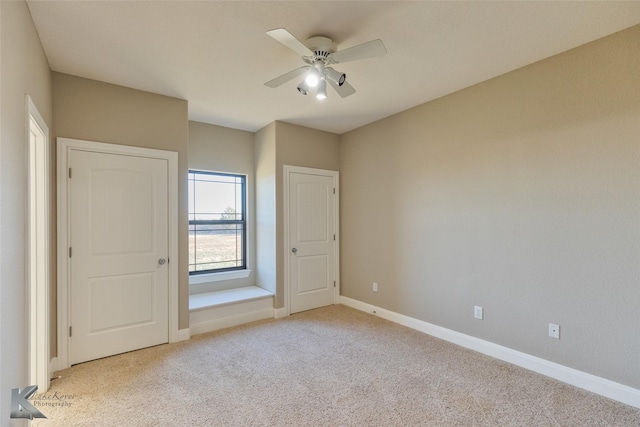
[
  {"left": 340, "top": 26, "right": 640, "bottom": 388},
  {"left": 0, "top": 1, "right": 53, "bottom": 422}
]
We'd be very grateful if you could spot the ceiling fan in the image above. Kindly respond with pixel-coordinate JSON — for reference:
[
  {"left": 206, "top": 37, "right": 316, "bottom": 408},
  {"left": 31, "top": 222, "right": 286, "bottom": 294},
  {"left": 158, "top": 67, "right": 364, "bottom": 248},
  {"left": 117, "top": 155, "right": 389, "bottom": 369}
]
[{"left": 264, "top": 28, "right": 386, "bottom": 100}]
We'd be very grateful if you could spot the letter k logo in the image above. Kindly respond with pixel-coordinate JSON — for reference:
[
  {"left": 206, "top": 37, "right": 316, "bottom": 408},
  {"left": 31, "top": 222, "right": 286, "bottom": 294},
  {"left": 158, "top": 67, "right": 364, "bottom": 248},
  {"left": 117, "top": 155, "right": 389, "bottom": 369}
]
[{"left": 10, "top": 386, "right": 46, "bottom": 419}]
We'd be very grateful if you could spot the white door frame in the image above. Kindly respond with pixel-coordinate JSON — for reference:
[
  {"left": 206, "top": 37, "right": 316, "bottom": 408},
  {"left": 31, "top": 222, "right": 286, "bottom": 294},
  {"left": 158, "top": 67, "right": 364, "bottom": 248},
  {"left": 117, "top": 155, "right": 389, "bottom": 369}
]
[
  {"left": 283, "top": 165, "right": 340, "bottom": 316},
  {"left": 26, "top": 95, "right": 50, "bottom": 391},
  {"left": 56, "top": 138, "right": 179, "bottom": 369}
]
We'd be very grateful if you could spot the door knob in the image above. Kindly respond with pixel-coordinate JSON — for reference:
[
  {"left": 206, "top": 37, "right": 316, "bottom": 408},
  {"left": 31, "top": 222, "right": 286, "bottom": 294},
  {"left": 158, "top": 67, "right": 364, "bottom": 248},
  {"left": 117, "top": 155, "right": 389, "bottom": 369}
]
[
  {"left": 291, "top": 248, "right": 297, "bottom": 253},
  {"left": 158, "top": 258, "right": 166, "bottom": 265}
]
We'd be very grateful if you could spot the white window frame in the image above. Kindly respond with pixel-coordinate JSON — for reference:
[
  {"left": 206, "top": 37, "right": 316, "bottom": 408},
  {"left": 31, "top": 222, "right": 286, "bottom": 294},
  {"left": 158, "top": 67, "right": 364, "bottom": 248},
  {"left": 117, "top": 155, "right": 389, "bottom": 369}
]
[{"left": 188, "top": 170, "right": 249, "bottom": 278}]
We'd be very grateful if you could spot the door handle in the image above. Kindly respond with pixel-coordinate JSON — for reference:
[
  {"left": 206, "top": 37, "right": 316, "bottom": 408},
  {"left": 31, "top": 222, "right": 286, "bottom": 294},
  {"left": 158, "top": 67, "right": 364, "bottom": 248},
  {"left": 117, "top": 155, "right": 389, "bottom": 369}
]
[
  {"left": 291, "top": 248, "right": 297, "bottom": 253},
  {"left": 158, "top": 258, "right": 166, "bottom": 265}
]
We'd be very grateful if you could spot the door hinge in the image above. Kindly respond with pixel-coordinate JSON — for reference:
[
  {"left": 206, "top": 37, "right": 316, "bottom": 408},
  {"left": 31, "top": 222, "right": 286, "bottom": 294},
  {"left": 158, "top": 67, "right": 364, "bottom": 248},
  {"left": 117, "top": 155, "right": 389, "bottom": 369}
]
[
  {"left": 333, "top": 188, "right": 335, "bottom": 194},
  {"left": 69, "top": 247, "right": 72, "bottom": 258},
  {"left": 333, "top": 234, "right": 336, "bottom": 241},
  {"left": 334, "top": 281, "right": 336, "bottom": 288},
  {"left": 68, "top": 168, "right": 72, "bottom": 179},
  {"left": 69, "top": 326, "right": 72, "bottom": 337}
]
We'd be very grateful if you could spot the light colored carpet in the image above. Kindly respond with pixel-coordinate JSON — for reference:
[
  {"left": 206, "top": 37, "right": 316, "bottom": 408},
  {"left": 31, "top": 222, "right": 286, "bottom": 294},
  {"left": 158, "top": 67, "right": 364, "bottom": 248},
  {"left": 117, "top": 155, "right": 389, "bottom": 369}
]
[{"left": 36, "top": 305, "right": 640, "bottom": 426}]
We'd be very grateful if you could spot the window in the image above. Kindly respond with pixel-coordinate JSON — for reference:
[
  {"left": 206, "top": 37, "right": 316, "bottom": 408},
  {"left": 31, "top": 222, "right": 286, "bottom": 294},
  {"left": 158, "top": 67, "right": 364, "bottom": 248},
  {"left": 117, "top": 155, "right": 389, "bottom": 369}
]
[{"left": 188, "top": 170, "right": 246, "bottom": 274}]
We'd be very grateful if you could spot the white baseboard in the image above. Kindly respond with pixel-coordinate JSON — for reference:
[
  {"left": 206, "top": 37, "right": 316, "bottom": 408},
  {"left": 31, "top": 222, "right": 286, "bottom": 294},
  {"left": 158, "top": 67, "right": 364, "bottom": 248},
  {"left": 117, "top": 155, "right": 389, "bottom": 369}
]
[
  {"left": 49, "top": 357, "right": 58, "bottom": 379},
  {"left": 339, "top": 296, "right": 640, "bottom": 409},
  {"left": 273, "top": 307, "right": 288, "bottom": 319},
  {"left": 177, "top": 328, "right": 191, "bottom": 342}
]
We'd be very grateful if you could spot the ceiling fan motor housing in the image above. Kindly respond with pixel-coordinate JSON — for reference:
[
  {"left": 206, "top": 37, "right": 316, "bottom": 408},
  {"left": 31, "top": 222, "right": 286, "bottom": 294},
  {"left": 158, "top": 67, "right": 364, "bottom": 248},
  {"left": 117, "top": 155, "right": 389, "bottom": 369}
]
[{"left": 305, "top": 36, "right": 336, "bottom": 61}]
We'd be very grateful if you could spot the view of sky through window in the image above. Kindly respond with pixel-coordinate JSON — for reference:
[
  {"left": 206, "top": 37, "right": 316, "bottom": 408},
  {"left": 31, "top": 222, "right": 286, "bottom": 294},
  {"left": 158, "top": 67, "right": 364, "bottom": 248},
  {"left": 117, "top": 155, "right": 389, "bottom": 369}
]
[{"left": 188, "top": 173, "right": 243, "bottom": 221}]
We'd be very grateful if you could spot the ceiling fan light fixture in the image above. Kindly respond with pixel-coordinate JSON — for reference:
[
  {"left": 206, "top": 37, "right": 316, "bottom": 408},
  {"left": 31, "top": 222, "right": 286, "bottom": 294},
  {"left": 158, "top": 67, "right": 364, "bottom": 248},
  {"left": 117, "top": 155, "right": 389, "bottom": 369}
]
[
  {"left": 316, "top": 79, "right": 327, "bottom": 100},
  {"left": 305, "top": 68, "right": 320, "bottom": 87},
  {"left": 326, "top": 68, "right": 346, "bottom": 86},
  {"left": 297, "top": 80, "right": 309, "bottom": 95},
  {"left": 265, "top": 28, "right": 386, "bottom": 100}
]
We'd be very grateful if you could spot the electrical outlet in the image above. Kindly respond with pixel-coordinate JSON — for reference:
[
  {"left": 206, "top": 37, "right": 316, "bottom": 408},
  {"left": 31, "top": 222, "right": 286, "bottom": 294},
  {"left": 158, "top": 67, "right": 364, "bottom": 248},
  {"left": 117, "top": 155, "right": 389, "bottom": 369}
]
[
  {"left": 372, "top": 282, "right": 378, "bottom": 292},
  {"left": 474, "top": 306, "right": 483, "bottom": 320},
  {"left": 549, "top": 323, "right": 560, "bottom": 339}
]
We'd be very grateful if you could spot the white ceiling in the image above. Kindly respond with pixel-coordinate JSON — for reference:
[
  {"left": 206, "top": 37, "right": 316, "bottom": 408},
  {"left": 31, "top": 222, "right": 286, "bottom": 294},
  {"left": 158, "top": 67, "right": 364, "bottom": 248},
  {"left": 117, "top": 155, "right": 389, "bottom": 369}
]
[{"left": 27, "top": 1, "right": 640, "bottom": 135}]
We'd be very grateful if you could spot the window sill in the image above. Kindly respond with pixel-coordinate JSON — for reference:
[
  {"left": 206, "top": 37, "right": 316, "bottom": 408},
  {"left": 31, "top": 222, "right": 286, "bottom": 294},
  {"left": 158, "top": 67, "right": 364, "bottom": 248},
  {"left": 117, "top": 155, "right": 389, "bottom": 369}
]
[
  {"left": 189, "top": 269, "right": 251, "bottom": 285},
  {"left": 189, "top": 286, "right": 273, "bottom": 311}
]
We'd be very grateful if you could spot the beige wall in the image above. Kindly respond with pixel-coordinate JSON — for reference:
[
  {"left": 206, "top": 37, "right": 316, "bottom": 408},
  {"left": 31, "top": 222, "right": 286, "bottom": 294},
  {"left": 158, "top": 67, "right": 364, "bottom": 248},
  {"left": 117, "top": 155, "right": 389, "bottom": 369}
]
[
  {"left": 340, "top": 26, "right": 640, "bottom": 388},
  {"left": 52, "top": 73, "right": 190, "bottom": 330},
  {"left": 188, "top": 121, "right": 256, "bottom": 292},
  {"left": 254, "top": 121, "right": 340, "bottom": 307},
  {"left": 189, "top": 121, "right": 255, "bottom": 174},
  {"left": 254, "top": 123, "right": 277, "bottom": 296},
  {"left": 274, "top": 121, "right": 340, "bottom": 308},
  {"left": 0, "top": 0, "right": 53, "bottom": 415}
]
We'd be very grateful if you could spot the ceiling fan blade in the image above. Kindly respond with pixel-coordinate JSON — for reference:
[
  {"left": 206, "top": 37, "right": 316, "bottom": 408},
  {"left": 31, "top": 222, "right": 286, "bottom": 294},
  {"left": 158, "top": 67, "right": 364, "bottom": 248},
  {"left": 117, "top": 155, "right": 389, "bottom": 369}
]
[
  {"left": 329, "top": 39, "right": 386, "bottom": 64},
  {"left": 328, "top": 79, "right": 356, "bottom": 98},
  {"left": 267, "top": 28, "right": 314, "bottom": 57},
  {"left": 264, "top": 66, "right": 309, "bottom": 88}
]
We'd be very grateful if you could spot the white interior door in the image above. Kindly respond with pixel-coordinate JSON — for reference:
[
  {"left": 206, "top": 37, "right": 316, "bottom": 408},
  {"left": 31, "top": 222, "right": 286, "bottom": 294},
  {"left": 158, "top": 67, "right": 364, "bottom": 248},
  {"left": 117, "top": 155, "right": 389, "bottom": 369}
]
[
  {"left": 69, "top": 149, "right": 169, "bottom": 365},
  {"left": 287, "top": 168, "right": 338, "bottom": 314}
]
